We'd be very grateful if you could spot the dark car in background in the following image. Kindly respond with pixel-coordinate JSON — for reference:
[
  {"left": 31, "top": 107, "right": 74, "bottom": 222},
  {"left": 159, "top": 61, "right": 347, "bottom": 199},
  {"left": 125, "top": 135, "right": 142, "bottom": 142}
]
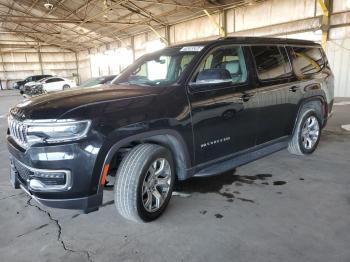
[
  {"left": 13, "top": 75, "right": 52, "bottom": 90},
  {"left": 79, "top": 75, "right": 117, "bottom": 88},
  {"left": 7, "top": 37, "right": 334, "bottom": 223}
]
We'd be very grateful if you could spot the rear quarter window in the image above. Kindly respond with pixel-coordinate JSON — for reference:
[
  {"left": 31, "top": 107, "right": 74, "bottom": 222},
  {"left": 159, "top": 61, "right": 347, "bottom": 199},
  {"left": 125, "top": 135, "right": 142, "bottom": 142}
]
[{"left": 290, "top": 47, "right": 324, "bottom": 77}]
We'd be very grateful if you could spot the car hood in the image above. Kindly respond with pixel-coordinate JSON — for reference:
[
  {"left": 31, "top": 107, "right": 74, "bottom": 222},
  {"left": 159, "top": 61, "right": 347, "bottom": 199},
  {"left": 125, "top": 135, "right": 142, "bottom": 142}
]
[
  {"left": 24, "top": 81, "right": 39, "bottom": 87},
  {"left": 10, "top": 84, "right": 160, "bottom": 120}
]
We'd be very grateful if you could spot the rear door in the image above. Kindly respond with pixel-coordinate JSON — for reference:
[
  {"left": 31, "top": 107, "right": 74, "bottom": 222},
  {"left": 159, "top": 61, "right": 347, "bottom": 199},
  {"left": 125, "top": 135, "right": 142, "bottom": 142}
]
[
  {"left": 45, "top": 78, "right": 64, "bottom": 91},
  {"left": 250, "top": 45, "right": 300, "bottom": 144},
  {"left": 44, "top": 78, "right": 58, "bottom": 91},
  {"left": 187, "top": 44, "right": 258, "bottom": 165}
]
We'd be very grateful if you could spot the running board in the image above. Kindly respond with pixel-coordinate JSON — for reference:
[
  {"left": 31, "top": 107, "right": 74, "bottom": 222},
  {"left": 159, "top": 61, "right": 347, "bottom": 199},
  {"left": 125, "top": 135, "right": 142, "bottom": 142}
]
[{"left": 194, "top": 140, "right": 289, "bottom": 177}]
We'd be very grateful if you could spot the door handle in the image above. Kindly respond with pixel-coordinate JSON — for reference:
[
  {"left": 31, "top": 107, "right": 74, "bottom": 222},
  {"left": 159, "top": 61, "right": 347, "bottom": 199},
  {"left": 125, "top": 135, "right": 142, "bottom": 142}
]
[
  {"left": 289, "top": 86, "right": 299, "bottom": 92},
  {"left": 239, "top": 93, "right": 253, "bottom": 102}
]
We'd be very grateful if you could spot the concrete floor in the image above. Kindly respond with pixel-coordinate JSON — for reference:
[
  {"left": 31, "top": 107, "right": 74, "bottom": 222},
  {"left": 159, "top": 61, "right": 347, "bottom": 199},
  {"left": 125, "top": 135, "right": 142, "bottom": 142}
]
[{"left": 1, "top": 90, "right": 350, "bottom": 262}]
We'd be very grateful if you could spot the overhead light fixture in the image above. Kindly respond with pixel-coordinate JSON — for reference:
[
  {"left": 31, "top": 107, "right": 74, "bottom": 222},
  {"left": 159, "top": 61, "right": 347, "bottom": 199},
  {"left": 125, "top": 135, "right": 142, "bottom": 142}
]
[
  {"left": 44, "top": 0, "right": 53, "bottom": 10},
  {"left": 245, "top": 0, "right": 255, "bottom": 5}
]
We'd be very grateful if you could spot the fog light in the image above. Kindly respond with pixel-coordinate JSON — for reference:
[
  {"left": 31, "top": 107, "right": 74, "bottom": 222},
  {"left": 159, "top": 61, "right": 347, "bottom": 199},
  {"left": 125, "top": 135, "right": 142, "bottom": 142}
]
[
  {"left": 29, "top": 179, "right": 46, "bottom": 190},
  {"left": 28, "top": 170, "right": 69, "bottom": 191}
]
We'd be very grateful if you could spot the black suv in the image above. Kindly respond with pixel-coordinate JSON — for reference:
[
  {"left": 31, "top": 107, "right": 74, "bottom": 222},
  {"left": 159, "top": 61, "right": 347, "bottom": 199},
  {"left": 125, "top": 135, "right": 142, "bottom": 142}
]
[{"left": 7, "top": 37, "right": 334, "bottom": 222}]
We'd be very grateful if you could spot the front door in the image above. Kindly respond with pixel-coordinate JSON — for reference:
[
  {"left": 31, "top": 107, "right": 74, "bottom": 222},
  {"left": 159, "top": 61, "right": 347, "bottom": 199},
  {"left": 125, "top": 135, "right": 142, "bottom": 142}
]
[{"left": 187, "top": 45, "right": 258, "bottom": 165}]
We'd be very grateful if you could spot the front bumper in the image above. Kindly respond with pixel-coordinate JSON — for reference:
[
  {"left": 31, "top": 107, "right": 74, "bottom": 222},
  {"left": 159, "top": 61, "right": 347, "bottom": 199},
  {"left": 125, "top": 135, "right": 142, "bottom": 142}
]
[
  {"left": 10, "top": 157, "right": 102, "bottom": 212},
  {"left": 7, "top": 135, "right": 104, "bottom": 212}
]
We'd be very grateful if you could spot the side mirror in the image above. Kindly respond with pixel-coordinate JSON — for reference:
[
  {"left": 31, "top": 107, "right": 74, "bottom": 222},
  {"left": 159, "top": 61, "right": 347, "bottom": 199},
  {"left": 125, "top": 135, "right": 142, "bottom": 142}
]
[{"left": 190, "top": 68, "right": 232, "bottom": 89}]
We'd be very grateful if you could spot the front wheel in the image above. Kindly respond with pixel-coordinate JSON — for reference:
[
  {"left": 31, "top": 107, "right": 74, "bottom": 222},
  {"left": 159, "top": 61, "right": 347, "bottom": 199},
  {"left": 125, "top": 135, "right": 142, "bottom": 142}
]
[
  {"left": 288, "top": 109, "right": 321, "bottom": 155},
  {"left": 63, "top": 84, "right": 70, "bottom": 90},
  {"left": 114, "top": 144, "right": 175, "bottom": 222}
]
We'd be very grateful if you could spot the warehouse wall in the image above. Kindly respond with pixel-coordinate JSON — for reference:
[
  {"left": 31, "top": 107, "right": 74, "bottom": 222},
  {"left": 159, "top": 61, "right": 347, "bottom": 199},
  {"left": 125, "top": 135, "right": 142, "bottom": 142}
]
[
  {"left": 0, "top": 34, "right": 78, "bottom": 89},
  {"left": 327, "top": 35, "right": 350, "bottom": 98},
  {"left": 75, "top": 0, "right": 350, "bottom": 96},
  {"left": 77, "top": 37, "right": 134, "bottom": 82},
  {"left": 76, "top": 50, "right": 91, "bottom": 84}
]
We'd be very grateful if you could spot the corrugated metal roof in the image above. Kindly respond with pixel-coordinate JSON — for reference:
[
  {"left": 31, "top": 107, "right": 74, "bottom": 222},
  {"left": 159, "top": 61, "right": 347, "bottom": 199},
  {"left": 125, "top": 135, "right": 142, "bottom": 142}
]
[{"left": 0, "top": 0, "right": 261, "bottom": 51}]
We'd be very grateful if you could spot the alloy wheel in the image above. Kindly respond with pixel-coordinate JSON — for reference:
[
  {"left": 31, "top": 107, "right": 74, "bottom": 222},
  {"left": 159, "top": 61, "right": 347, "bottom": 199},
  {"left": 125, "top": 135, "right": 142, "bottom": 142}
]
[
  {"left": 142, "top": 158, "right": 172, "bottom": 212},
  {"left": 301, "top": 115, "right": 320, "bottom": 150}
]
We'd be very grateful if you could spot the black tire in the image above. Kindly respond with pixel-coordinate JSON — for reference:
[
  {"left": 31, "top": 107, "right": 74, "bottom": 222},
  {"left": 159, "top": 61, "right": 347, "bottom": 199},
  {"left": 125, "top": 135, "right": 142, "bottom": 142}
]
[
  {"left": 63, "top": 84, "right": 70, "bottom": 90},
  {"left": 114, "top": 144, "right": 175, "bottom": 222},
  {"left": 288, "top": 106, "right": 322, "bottom": 155}
]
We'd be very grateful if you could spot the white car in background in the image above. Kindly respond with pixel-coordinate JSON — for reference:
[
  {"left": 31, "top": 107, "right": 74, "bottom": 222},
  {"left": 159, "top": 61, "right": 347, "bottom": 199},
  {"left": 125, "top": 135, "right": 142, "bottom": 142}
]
[{"left": 24, "top": 77, "right": 76, "bottom": 93}]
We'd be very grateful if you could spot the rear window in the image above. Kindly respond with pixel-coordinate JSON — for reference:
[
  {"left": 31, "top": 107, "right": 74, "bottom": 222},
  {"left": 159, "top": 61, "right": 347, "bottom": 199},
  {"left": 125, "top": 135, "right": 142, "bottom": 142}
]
[
  {"left": 291, "top": 47, "right": 324, "bottom": 77},
  {"left": 251, "top": 46, "right": 291, "bottom": 81}
]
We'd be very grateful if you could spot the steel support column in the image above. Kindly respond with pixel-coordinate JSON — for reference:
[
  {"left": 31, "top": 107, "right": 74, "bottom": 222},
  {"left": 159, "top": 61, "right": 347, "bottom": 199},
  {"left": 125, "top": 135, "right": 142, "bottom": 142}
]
[
  {"left": 37, "top": 45, "right": 44, "bottom": 75},
  {"left": 318, "top": 0, "right": 332, "bottom": 50},
  {"left": 203, "top": 9, "right": 225, "bottom": 37}
]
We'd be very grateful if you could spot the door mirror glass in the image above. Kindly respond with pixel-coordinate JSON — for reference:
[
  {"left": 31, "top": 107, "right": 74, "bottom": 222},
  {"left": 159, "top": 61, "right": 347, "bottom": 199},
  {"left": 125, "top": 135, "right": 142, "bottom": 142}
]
[{"left": 191, "top": 69, "right": 233, "bottom": 86}]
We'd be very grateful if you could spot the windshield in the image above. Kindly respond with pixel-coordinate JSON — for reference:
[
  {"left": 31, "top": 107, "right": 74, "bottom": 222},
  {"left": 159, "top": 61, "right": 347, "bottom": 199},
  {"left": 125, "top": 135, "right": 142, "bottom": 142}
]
[
  {"left": 80, "top": 77, "right": 103, "bottom": 87},
  {"left": 80, "top": 75, "right": 116, "bottom": 87},
  {"left": 113, "top": 47, "right": 200, "bottom": 87}
]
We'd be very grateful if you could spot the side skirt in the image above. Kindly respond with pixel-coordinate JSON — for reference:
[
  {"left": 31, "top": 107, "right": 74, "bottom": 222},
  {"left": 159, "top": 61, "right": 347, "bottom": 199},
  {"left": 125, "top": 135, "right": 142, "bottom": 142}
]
[{"left": 190, "top": 137, "right": 290, "bottom": 178}]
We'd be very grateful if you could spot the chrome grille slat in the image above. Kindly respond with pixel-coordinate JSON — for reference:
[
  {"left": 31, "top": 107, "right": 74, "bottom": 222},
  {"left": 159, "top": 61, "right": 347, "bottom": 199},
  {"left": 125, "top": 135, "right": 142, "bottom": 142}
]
[
  {"left": 23, "top": 125, "right": 28, "bottom": 143},
  {"left": 8, "top": 116, "right": 28, "bottom": 148},
  {"left": 19, "top": 123, "right": 24, "bottom": 142},
  {"left": 15, "top": 122, "right": 20, "bottom": 141}
]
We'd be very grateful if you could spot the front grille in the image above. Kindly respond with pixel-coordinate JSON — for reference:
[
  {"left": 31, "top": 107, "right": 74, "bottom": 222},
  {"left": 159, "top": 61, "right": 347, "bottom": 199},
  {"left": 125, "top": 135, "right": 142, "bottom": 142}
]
[
  {"left": 12, "top": 158, "right": 33, "bottom": 183},
  {"left": 8, "top": 116, "right": 28, "bottom": 148}
]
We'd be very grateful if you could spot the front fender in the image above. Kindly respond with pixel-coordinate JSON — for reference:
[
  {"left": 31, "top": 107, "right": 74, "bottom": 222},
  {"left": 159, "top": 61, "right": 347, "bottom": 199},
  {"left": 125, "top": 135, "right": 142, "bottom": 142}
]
[{"left": 91, "top": 128, "right": 192, "bottom": 195}]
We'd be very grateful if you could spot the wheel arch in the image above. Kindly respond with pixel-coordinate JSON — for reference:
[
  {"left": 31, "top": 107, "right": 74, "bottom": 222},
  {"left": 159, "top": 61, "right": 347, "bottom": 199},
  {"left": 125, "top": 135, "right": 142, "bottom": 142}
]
[
  {"left": 97, "top": 129, "right": 191, "bottom": 190},
  {"left": 292, "top": 95, "right": 326, "bottom": 135}
]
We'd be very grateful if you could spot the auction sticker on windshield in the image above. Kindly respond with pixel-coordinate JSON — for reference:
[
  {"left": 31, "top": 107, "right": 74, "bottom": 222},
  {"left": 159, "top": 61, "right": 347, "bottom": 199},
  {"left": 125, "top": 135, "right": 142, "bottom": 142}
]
[{"left": 180, "top": 46, "right": 204, "bottom": 52}]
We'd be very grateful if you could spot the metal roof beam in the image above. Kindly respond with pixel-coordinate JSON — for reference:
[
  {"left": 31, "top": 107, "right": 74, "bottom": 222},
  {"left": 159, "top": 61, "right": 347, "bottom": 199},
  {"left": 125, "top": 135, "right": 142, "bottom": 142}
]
[
  {"left": 0, "top": 14, "right": 138, "bottom": 25},
  {"left": 1, "top": 1, "right": 108, "bottom": 47}
]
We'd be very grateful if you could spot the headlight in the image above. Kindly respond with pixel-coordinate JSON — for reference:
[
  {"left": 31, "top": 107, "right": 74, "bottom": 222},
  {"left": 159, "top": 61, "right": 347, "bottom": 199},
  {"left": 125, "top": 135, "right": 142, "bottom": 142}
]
[
  {"left": 33, "top": 84, "right": 42, "bottom": 90},
  {"left": 26, "top": 120, "right": 91, "bottom": 144}
]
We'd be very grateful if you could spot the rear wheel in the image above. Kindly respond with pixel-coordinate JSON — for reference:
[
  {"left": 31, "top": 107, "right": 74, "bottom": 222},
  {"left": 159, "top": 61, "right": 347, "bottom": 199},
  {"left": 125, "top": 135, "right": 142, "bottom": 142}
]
[
  {"left": 114, "top": 144, "right": 175, "bottom": 222},
  {"left": 288, "top": 108, "right": 322, "bottom": 155}
]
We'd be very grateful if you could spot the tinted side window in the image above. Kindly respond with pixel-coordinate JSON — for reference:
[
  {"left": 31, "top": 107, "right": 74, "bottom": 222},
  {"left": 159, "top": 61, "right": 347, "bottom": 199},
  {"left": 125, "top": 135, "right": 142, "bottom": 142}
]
[
  {"left": 46, "top": 78, "right": 62, "bottom": 83},
  {"left": 192, "top": 46, "right": 247, "bottom": 85},
  {"left": 291, "top": 47, "right": 324, "bottom": 77},
  {"left": 39, "top": 75, "right": 50, "bottom": 80},
  {"left": 251, "top": 46, "right": 291, "bottom": 80}
]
